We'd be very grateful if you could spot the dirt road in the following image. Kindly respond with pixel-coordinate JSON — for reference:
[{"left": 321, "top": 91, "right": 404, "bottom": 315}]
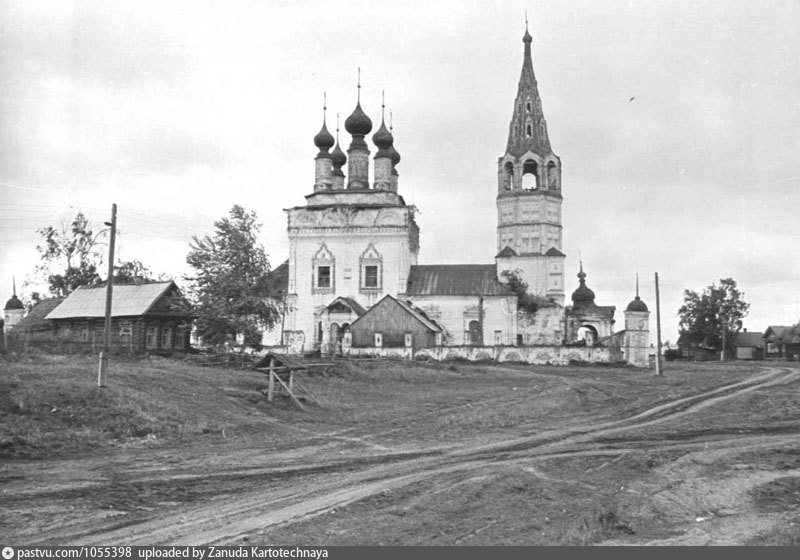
[{"left": 3, "top": 365, "right": 799, "bottom": 545}]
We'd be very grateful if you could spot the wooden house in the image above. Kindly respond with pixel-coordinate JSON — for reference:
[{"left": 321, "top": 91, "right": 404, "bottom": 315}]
[
  {"left": 764, "top": 325, "right": 800, "bottom": 360},
  {"left": 348, "top": 294, "right": 441, "bottom": 352},
  {"left": 43, "top": 281, "right": 193, "bottom": 355}
]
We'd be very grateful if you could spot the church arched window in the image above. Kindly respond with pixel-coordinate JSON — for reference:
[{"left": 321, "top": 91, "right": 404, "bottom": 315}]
[
  {"left": 503, "top": 162, "right": 514, "bottom": 190},
  {"left": 526, "top": 100, "right": 532, "bottom": 112},
  {"left": 522, "top": 160, "right": 539, "bottom": 190},
  {"left": 546, "top": 161, "right": 559, "bottom": 190},
  {"left": 526, "top": 123, "right": 532, "bottom": 137}
]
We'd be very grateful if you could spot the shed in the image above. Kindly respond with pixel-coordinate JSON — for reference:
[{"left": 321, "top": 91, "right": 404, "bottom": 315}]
[
  {"left": 348, "top": 294, "right": 441, "bottom": 352},
  {"left": 733, "top": 331, "right": 764, "bottom": 360}
]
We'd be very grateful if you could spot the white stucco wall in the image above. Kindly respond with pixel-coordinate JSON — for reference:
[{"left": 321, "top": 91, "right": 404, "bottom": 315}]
[
  {"left": 284, "top": 203, "right": 418, "bottom": 352},
  {"left": 407, "top": 294, "right": 517, "bottom": 346}
]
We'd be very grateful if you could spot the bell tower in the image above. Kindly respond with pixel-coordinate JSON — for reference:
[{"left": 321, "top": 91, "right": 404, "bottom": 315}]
[{"left": 495, "top": 20, "right": 565, "bottom": 305}]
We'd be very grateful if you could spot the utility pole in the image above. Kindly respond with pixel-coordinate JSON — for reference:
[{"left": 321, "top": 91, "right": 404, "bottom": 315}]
[
  {"left": 97, "top": 203, "right": 117, "bottom": 388},
  {"left": 654, "top": 272, "right": 663, "bottom": 376},
  {"left": 721, "top": 319, "right": 727, "bottom": 362}
]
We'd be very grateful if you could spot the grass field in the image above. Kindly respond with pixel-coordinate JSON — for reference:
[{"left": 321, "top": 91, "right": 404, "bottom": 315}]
[{"left": 2, "top": 352, "right": 799, "bottom": 545}]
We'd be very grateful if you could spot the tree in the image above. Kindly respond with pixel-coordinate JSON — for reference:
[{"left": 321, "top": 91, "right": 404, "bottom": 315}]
[
  {"left": 677, "top": 278, "right": 750, "bottom": 356},
  {"left": 185, "top": 205, "right": 279, "bottom": 351},
  {"left": 35, "top": 212, "right": 104, "bottom": 297},
  {"left": 113, "top": 259, "right": 169, "bottom": 284},
  {"left": 499, "top": 269, "right": 540, "bottom": 314}
]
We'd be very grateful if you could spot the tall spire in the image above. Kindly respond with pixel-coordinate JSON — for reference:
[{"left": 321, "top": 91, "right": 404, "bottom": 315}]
[
  {"left": 505, "top": 17, "right": 552, "bottom": 157},
  {"left": 626, "top": 272, "right": 649, "bottom": 312}
]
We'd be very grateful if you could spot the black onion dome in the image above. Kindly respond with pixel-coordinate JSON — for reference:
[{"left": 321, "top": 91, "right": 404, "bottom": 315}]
[
  {"left": 388, "top": 144, "right": 401, "bottom": 165},
  {"left": 344, "top": 102, "right": 372, "bottom": 136},
  {"left": 4, "top": 294, "right": 23, "bottom": 311},
  {"left": 571, "top": 268, "right": 595, "bottom": 305},
  {"left": 372, "top": 119, "right": 393, "bottom": 150},
  {"left": 626, "top": 296, "right": 649, "bottom": 313},
  {"left": 313, "top": 122, "right": 335, "bottom": 151},
  {"left": 331, "top": 141, "right": 347, "bottom": 167}
]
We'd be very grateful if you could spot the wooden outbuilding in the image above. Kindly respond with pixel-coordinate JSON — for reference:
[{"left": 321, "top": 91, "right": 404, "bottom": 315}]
[
  {"left": 732, "top": 331, "right": 764, "bottom": 360},
  {"left": 347, "top": 294, "right": 441, "bottom": 352}
]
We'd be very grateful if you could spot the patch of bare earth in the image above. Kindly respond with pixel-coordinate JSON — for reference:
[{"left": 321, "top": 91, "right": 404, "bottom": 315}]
[{"left": 2, "top": 356, "right": 799, "bottom": 545}]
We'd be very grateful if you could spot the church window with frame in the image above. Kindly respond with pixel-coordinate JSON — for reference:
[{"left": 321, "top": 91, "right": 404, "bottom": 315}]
[
  {"left": 359, "top": 243, "right": 383, "bottom": 292},
  {"left": 312, "top": 244, "right": 335, "bottom": 293}
]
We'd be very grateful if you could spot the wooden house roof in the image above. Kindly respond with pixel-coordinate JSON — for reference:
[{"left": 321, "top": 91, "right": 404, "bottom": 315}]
[
  {"left": 349, "top": 294, "right": 442, "bottom": 333},
  {"left": 46, "top": 281, "right": 191, "bottom": 320},
  {"left": 764, "top": 325, "right": 792, "bottom": 341},
  {"left": 13, "top": 298, "right": 63, "bottom": 332}
]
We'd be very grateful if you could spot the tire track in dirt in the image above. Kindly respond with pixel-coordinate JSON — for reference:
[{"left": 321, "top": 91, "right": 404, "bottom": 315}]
[{"left": 34, "top": 366, "right": 793, "bottom": 546}]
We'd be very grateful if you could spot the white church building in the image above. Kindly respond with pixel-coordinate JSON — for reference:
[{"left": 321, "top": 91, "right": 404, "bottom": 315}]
[{"left": 266, "top": 24, "right": 651, "bottom": 367}]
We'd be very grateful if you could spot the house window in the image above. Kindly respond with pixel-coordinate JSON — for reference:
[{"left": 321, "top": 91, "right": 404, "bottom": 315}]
[
  {"left": 175, "top": 326, "right": 187, "bottom": 349},
  {"left": 119, "top": 322, "right": 132, "bottom": 344},
  {"left": 374, "top": 333, "right": 383, "bottom": 347},
  {"left": 494, "top": 330, "right": 502, "bottom": 345},
  {"left": 317, "top": 266, "right": 331, "bottom": 288},
  {"left": 146, "top": 326, "right": 158, "bottom": 349},
  {"left": 161, "top": 327, "right": 172, "bottom": 349},
  {"left": 78, "top": 325, "right": 89, "bottom": 342}
]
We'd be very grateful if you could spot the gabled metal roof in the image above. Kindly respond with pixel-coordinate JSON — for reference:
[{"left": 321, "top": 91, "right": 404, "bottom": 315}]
[
  {"left": 733, "top": 331, "right": 764, "bottom": 348},
  {"left": 46, "top": 282, "right": 189, "bottom": 319},
  {"left": 405, "top": 265, "right": 513, "bottom": 297}
]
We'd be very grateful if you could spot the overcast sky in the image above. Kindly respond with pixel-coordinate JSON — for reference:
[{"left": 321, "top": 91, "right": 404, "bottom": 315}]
[{"left": 2, "top": 0, "right": 799, "bottom": 343}]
